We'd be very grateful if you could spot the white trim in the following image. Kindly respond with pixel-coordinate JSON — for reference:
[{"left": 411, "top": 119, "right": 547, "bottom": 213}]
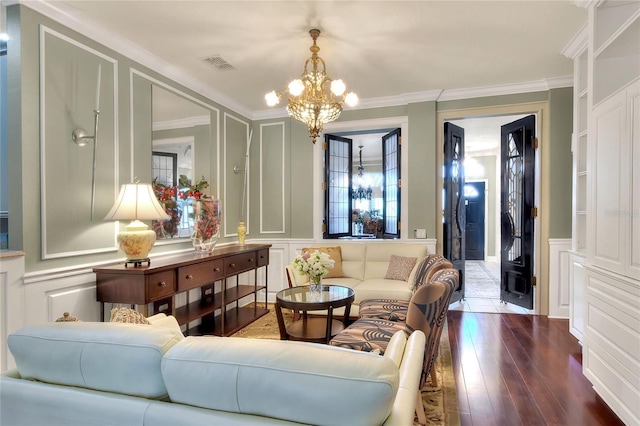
[
  {"left": 548, "top": 238, "right": 572, "bottom": 319},
  {"left": 152, "top": 136, "right": 194, "bottom": 148},
  {"left": 260, "top": 122, "right": 286, "bottom": 234},
  {"left": 39, "top": 25, "right": 119, "bottom": 260},
  {"left": 223, "top": 112, "right": 250, "bottom": 238},
  {"left": 153, "top": 116, "right": 210, "bottom": 131},
  {"left": 437, "top": 77, "right": 574, "bottom": 102},
  {"left": 562, "top": 23, "right": 589, "bottom": 59}
]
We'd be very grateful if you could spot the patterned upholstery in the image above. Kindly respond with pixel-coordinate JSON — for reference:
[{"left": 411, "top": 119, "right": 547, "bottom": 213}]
[
  {"left": 330, "top": 267, "right": 459, "bottom": 387},
  {"left": 358, "top": 255, "right": 453, "bottom": 321},
  {"left": 326, "top": 318, "right": 407, "bottom": 353}
]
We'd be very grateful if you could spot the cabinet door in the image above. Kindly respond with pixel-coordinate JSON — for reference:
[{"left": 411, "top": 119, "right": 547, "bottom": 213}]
[
  {"left": 590, "top": 89, "right": 628, "bottom": 275},
  {"left": 630, "top": 82, "right": 640, "bottom": 280}
]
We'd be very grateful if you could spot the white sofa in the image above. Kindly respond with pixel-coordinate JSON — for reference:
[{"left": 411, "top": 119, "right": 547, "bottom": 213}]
[
  {"left": 286, "top": 242, "right": 429, "bottom": 317},
  {"left": 1, "top": 318, "right": 425, "bottom": 426}
]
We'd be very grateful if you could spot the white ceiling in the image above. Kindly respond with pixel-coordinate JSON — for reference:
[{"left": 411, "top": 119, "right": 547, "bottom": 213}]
[{"left": 29, "top": 0, "right": 587, "bottom": 116}]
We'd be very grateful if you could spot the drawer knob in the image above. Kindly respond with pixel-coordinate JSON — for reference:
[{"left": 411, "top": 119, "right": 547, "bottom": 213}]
[
  {"left": 248, "top": 258, "right": 254, "bottom": 263},
  {"left": 213, "top": 267, "right": 220, "bottom": 272},
  {"left": 186, "top": 274, "right": 194, "bottom": 280},
  {"left": 158, "top": 281, "right": 167, "bottom": 287},
  {"left": 229, "top": 263, "right": 236, "bottom": 268}
]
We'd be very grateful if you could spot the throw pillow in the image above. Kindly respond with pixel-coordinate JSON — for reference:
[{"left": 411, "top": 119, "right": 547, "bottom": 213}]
[
  {"left": 302, "top": 246, "right": 345, "bottom": 278},
  {"left": 55, "top": 312, "right": 82, "bottom": 322},
  {"left": 384, "top": 255, "right": 418, "bottom": 281},
  {"left": 110, "top": 307, "right": 151, "bottom": 325}
]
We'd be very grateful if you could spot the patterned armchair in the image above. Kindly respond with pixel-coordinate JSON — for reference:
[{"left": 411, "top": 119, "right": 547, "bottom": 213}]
[{"left": 329, "top": 267, "right": 459, "bottom": 389}]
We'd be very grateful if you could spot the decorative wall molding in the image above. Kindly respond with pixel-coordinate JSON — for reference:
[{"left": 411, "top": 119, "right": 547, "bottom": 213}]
[
  {"left": 130, "top": 68, "right": 221, "bottom": 197},
  {"left": 153, "top": 116, "right": 210, "bottom": 131},
  {"left": 259, "top": 122, "right": 286, "bottom": 234},
  {"left": 40, "top": 25, "right": 119, "bottom": 259},
  {"left": 548, "top": 238, "right": 572, "bottom": 318},
  {"left": 0, "top": 252, "right": 25, "bottom": 372},
  {"left": 223, "top": 112, "right": 250, "bottom": 238}
]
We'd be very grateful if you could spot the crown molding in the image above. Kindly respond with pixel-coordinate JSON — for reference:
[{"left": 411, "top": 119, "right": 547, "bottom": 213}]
[
  {"left": 153, "top": 115, "right": 210, "bottom": 132},
  {"left": 437, "top": 76, "right": 573, "bottom": 101},
  {"left": 17, "top": 0, "right": 254, "bottom": 119},
  {"left": 17, "top": 0, "right": 577, "bottom": 121},
  {"left": 253, "top": 107, "right": 289, "bottom": 121},
  {"left": 562, "top": 22, "right": 588, "bottom": 59}
]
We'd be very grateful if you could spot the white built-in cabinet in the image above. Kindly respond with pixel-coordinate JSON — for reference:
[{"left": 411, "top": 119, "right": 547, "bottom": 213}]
[
  {"left": 568, "top": 1, "right": 639, "bottom": 425},
  {"left": 567, "top": 26, "right": 588, "bottom": 342}
]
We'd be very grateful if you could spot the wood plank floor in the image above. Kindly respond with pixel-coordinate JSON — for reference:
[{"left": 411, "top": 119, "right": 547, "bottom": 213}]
[{"left": 447, "top": 310, "right": 624, "bottom": 426}]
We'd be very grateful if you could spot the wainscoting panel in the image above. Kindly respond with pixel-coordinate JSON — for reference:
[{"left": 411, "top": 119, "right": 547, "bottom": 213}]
[
  {"left": 0, "top": 253, "right": 26, "bottom": 372},
  {"left": 583, "top": 265, "right": 640, "bottom": 425},
  {"left": 24, "top": 268, "right": 101, "bottom": 324},
  {"left": 548, "top": 239, "right": 572, "bottom": 319}
]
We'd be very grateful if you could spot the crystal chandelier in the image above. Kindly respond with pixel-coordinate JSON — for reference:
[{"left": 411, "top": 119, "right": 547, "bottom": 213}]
[
  {"left": 352, "top": 145, "right": 372, "bottom": 200},
  {"left": 265, "top": 29, "right": 358, "bottom": 144}
]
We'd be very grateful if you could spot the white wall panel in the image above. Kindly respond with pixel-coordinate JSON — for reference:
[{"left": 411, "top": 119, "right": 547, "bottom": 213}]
[{"left": 548, "top": 239, "right": 572, "bottom": 318}]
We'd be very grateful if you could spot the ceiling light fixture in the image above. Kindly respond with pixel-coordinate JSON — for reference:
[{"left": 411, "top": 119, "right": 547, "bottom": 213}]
[
  {"left": 352, "top": 145, "right": 372, "bottom": 201},
  {"left": 265, "top": 29, "right": 358, "bottom": 144}
]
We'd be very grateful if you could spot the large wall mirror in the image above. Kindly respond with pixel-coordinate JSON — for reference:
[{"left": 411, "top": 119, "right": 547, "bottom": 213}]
[{"left": 151, "top": 85, "right": 211, "bottom": 240}]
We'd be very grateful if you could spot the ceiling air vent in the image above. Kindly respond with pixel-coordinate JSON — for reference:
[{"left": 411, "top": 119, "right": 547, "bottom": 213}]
[{"left": 202, "top": 55, "right": 235, "bottom": 71}]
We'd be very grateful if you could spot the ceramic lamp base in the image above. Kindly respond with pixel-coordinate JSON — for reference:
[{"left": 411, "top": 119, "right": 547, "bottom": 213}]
[{"left": 117, "top": 219, "right": 157, "bottom": 261}]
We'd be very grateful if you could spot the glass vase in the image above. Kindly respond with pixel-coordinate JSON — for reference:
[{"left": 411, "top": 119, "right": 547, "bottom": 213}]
[
  {"left": 309, "top": 276, "right": 322, "bottom": 295},
  {"left": 192, "top": 197, "right": 221, "bottom": 253}
]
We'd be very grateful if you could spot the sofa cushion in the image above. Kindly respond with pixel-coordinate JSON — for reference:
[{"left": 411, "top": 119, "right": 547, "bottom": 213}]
[
  {"left": 162, "top": 336, "right": 399, "bottom": 426},
  {"left": 8, "top": 322, "right": 183, "bottom": 398},
  {"left": 312, "top": 243, "right": 366, "bottom": 280},
  {"left": 384, "top": 255, "right": 418, "bottom": 281},
  {"left": 353, "top": 278, "right": 413, "bottom": 304},
  {"left": 302, "top": 246, "right": 344, "bottom": 278},
  {"left": 363, "top": 243, "right": 428, "bottom": 282},
  {"left": 329, "top": 318, "right": 408, "bottom": 354}
]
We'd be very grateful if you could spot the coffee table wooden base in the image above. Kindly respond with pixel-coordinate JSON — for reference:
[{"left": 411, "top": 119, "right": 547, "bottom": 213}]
[{"left": 285, "top": 317, "right": 345, "bottom": 344}]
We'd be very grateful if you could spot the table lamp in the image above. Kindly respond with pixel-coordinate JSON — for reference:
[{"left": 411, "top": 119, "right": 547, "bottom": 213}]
[{"left": 104, "top": 182, "right": 169, "bottom": 266}]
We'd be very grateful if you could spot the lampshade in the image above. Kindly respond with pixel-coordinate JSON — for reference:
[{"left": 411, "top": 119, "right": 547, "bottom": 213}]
[
  {"left": 104, "top": 182, "right": 169, "bottom": 264},
  {"left": 104, "top": 183, "right": 169, "bottom": 221}
]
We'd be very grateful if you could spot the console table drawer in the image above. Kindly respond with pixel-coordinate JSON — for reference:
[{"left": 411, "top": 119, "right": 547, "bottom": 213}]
[
  {"left": 257, "top": 249, "right": 269, "bottom": 267},
  {"left": 178, "top": 260, "right": 224, "bottom": 291},
  {"left": 147, "top": 271, "right": 175, "bottom": 300},
  {"left": 225, "top": 252, "right": 256, "bottom": 275}
]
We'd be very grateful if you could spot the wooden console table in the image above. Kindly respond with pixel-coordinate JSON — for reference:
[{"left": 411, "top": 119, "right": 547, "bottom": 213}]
[{"left": 93, "top": 244, "right": 270, "bottom": 336}]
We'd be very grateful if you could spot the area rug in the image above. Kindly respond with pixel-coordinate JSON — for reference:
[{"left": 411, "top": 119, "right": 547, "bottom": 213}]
[
  {"left": 465, "top": 260, "right": 500, "bottom": 299},
  {"left": 231, "top": 304, "right": 460, "bottom": 426}
]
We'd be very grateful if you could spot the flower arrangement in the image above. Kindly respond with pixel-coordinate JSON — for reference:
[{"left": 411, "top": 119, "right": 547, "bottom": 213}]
[
  {"left": 151, "top": 178, "right": 182, "bottom": 238},
  {"left": 292, "top": 250, "right": 335, "bottom": 285},
  {"left": 192, "top": 197, "right": 221, "bottom": 252},
  {"left": 178, "top": 175, "right": 209, "bottom": 200}
]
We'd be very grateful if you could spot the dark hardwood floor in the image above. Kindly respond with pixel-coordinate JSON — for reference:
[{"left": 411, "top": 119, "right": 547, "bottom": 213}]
[{"left": 447, "top": 310, "right": 624, "bottom": 426}]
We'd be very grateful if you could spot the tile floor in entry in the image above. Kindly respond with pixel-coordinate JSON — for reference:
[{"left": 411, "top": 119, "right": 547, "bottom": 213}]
[{"left": 449, "top": 297, "right": 532, "bottom": 314}]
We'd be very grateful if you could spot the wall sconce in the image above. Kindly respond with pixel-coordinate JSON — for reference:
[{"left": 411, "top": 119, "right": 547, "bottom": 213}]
[{"left": 73, "top": 64, "right": 101, "bottom": 220}]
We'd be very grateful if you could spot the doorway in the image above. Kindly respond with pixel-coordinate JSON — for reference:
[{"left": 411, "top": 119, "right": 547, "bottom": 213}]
[{"left": 442, "top": 112, "right": 538, "bottom": 314}]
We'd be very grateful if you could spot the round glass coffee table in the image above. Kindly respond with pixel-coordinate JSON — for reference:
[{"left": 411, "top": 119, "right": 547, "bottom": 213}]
[{"left": 275, "top": 285, "right": 355, "bottom": 344}]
